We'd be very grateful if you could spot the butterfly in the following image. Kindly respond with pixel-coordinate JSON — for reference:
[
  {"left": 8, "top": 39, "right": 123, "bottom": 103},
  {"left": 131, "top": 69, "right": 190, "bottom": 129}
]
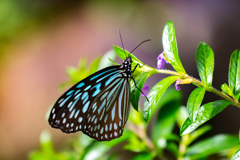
[{"left": 48, "top": 32, "right": 150, "bottom": 141}]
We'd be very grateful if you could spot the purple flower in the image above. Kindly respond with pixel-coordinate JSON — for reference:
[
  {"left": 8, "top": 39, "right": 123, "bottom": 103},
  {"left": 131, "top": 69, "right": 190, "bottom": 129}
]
[
  {"left": 175, "top": 79, "right": 181, "bottom": 91},
  {"left": 141, "top": 85, "right": 149, "bottom": 96},
  {"left": 139, "top": 85, "right": 149, "bottom": 104},
  {"left": 175, "top": 83, "right": 181, "bottom": 91},
  {"left": 157, "top": 53, "right": 169, "bottom": 69}
]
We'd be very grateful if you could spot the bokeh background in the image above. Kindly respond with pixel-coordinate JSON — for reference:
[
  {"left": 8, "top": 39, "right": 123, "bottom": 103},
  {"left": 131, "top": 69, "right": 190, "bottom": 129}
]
[{"left": 1, "top": 0, "right": 240, "bottom": 159}]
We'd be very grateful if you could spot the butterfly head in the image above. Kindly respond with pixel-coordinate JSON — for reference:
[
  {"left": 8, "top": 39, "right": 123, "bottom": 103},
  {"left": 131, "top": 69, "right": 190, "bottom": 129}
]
[
  {"left": 121, "top": 56, "right": 132, "bottom": 76},
  {"left": 125, "top": 56, "right": 132, "bottom": 63}
]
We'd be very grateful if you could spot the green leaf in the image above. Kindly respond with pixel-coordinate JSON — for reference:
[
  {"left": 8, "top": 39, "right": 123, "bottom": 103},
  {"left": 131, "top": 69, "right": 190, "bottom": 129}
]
[
  {"left": 152, "top": 99, "right": 181, "bottom": 149},
  {"left": 108, "top": 57, "right": 119, "bottom": 65},
  {"left": 82, "top": 130, "right": 132, "bottom": 160},
  {"left": 131, "top": 153, "right": 155, "bottom": 160},
  {"left": 29, "top": 130, "right": 76, "bottom": 160},
  {"left": 143, "top": 76, "right": 179, "bottom": 122},
  {"left": 176, "top": 106, "right": 189, "bottom": 128},
  {"left": 78, "top": 134, "right": 95, "bottom": 149},
  {"left": 66, "top": 58, "right": 90, "bottom": 84},
  {"left": 128, "top": 108, "right": 145, "bottom": 126},
  {"left": 162, "top": 21, "right": 186, "bottom": 74},
  {"left": 39, "top": 130, "right": 54, "bottom": 154},
  {"left": 231, "top": 148, "right": 240, "bottom": 160},
  {"left": 221, "top": 83, "right": 233, "bottom": 97},
  {"left": 186, "top": 134, "right": 240, "bottom": 159},
  {"left": 181, "top": 100, "right": 231, "bottom": 135},
  {"left": 124, "top": 133, "right": 148, "bottom": 152},
  {"left": 166, "top": 142, "right": 179, "bottom": 157},
  {"left": 98, "top": 49, "right": 117, "bottom": 70},
  {"left": 239, "top": 128, "right": 240, "bottom": 142},
  {"left": 113, "top": 45, "right": 156, "bottom": 75},
  {"left": 187, "top": 125, "right": 211, "bottom": 145},
  {"left": 229, "top": 49, "right": 240, "bottom": 98},
  {"left": 196, "top": 42, "right": 214, "bottom": 86},
  {"left": 130, "top": 72, "right": 149, "bottom": 111},
  {"left": 89, "top": 56, "right": 101, "bottom": 74},
  {"left": 187, "top": 87, "right": 206, "bottom": 121}
]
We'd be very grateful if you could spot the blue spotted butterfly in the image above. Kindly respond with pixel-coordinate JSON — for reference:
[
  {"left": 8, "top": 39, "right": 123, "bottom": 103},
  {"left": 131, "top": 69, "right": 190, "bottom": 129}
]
[{"left": 48, "top": 36, "right": 150, "bottom": 141}]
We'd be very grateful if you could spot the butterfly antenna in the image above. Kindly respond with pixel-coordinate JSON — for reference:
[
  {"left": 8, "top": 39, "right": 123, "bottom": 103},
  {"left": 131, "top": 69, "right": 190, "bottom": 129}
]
[
  {"left": 118, "top": 28, "right": 126, "bottom": 57},
  {"left": 130, "top": 39, "right": 151, "bottom": 54}
]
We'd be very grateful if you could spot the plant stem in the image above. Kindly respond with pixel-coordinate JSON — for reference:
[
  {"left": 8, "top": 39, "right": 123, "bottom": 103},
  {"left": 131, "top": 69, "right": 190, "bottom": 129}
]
[
  {"left": 178, "top": 135, "right": 189, "bottom": 160},
  {"left": 156, "top": 69, "right": 240, "bottom": 108},
  {"left": 125, "top": 122, "right": 154, "bottom": 150}
]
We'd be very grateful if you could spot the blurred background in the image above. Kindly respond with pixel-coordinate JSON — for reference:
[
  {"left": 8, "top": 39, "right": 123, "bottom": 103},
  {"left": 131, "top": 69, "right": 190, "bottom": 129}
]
[{"left": 1, "top": 0, "right": 240, "bottom": 159}]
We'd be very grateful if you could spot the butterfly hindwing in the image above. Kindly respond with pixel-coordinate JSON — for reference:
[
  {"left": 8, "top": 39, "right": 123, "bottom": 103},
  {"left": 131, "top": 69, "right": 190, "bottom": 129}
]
[{"left": 84, "top": 74, "right": 131, "bottom": 141}]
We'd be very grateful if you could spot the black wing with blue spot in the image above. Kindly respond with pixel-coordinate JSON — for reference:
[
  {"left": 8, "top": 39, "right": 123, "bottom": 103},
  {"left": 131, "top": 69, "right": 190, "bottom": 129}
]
[{"left": 48, "top": 65, "right": 131, "bottom": 141}]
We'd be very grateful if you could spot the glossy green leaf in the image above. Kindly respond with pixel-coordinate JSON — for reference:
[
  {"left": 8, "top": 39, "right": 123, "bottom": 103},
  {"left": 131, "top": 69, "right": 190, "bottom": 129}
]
[
  {"left": 221, "top": 83, "right": 233, "bottom": 97},
  {"left": 229, "top": 50, "right": 240, "bottom": 97},
  {"left": 132, "top": 153, "right": 155, "bottom": 160},
  {"left": 231, "top": 148, "right": 240, "bottom": 160},
  {"left": 143, "top": 76, "right": 179, "bottom": 122},
  {"left": 196, "top": 42, "right": 214, "bottom": 86},
  {"left": 162, "top": 21, "right": 186, "bottom": 74},
  {"left": 181, "top": 100, "right": 231, "bottom": 135},
  {"left": 152, "top": 99, "right": 181, "bottom": 149},
  {"left": 186, "top": 134, "right": 240, "bottom": 159},
  {"left": 130, "top": 72, "right": 149, "bottom": 111},
  {"left": 187, "top": 87, "right": 206, "bottom": 121},
  {"left": 98, "top": 49, "right": 117, "bottom": 70}
]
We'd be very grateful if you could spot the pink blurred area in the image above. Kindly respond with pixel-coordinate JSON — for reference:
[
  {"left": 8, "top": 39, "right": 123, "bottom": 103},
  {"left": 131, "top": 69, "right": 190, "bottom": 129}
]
[{"left": 1, "top": 1, "right": 240, "bottom": 159}]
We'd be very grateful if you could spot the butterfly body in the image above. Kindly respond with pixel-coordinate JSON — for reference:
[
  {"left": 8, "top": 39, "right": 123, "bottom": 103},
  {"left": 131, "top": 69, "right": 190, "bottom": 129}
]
[{"left": 49, "top": 56, "right": 134, "bottom": 141}]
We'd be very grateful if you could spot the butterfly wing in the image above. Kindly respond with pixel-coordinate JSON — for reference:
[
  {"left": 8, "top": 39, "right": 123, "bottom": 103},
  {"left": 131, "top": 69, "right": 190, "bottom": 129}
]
[
  {"left": 48, "top": 65, "right": 131, "bottom": 141},
  {"left": 83, "top": 77, "right": 130, "bottom": 141}
]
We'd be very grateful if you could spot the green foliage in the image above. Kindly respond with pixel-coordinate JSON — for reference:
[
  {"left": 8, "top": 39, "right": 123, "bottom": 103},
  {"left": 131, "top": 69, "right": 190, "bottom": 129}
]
[
  {"left": 229, "top": 50, "right": 240, "bottom": 99},
  {"left": 187, "top": 87, "right": 206, "bottom": 121},
  {"left": 152, "top": 97, "right": 181, "bottom": 149},
  {"left": 162, "top": 21, "right": 186, "bottom": 74},
  {"left": 196, "top": 42, "right": 215, "bottom": 87},
  {"left": 130, "top": 72, "right": 149, "bottom": 111},
  {"left": 181, "top": 100, "right": 231, "bottom": 135},
  {"left": 31, "top": 21, "right": 240, "bottom": 160},
  {"left": 132, "top": 153, "right": 154, "bottom": 160},
  {"left": 231, "top": 148, "right": 240, "bottom": 160},
  {"left": 142, "top": 76, "right": 178, "bottom": 122},
  {"left": 29, "top": 131, "right": 78, "bottom": 160},
  {"left": 186, "top": 135, "right": 240, "bottom": 159}
]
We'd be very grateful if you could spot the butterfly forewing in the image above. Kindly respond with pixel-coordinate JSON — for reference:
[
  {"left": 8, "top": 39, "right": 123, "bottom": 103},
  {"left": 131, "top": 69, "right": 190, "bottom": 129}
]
[
  {"left": 48, "top": 65, "right": 131, "bottom": 141},
  {"left": 49, "top": 66, "right": 122, "bottom": 128}
]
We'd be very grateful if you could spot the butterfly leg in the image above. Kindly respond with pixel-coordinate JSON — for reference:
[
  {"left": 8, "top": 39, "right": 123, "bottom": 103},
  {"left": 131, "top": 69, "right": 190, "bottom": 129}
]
[
  {"left": 131, "top": 77, "right": 150, "bottom": 102},
  {"left": 132, "top": 63, "right": 141, "bottom": 74}
]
